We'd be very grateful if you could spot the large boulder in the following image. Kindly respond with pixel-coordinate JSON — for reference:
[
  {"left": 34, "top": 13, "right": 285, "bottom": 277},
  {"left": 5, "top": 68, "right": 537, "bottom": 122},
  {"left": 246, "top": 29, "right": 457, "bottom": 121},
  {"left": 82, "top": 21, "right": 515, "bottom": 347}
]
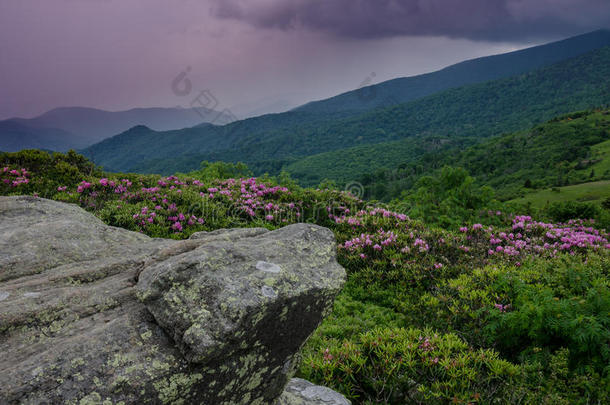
[{"left": 0, "top": 196, "right": 345, "bottom": 404}]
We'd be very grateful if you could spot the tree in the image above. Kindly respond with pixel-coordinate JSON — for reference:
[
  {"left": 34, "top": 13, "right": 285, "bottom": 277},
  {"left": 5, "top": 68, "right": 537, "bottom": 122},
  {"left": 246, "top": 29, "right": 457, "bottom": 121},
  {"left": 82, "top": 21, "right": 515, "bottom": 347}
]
[
  {"left": 400, "top": 166, "right": 496, "bottom": 228},
  {"left": 189, "top": 161, "right": 252, "bottom": 181}
]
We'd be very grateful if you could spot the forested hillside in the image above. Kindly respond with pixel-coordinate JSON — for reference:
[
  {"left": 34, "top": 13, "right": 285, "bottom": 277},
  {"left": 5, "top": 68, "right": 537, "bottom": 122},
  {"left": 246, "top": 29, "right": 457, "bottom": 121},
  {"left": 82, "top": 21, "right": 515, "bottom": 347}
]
[
  {"left": 84, "top": 47, "right": 610, "bottom": 176},
  {"left": 334, "top": 109, "right": 610, "bottom": 202},
  {"left": 296, "top": 29, "right": 610, "bottom": 114},
  {"left": 282, "top": 48, "right": 610, "bottom": 186}
]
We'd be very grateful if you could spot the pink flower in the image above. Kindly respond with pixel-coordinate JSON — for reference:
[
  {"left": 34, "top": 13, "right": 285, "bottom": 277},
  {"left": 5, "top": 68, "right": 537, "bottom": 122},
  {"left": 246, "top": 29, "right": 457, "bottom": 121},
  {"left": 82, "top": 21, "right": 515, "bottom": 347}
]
[{"left": 323, "top": 348, "right": 333, "bottom": 362}]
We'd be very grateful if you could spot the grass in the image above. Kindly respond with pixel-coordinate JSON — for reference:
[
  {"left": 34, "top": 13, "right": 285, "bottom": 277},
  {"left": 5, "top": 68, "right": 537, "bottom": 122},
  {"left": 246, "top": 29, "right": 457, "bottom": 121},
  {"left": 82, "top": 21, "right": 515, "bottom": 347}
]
[
  {"left": 588, "top": 139, "right": 610, "bottom": 178},
  {"left": 510, "top": 180, "right": 610, "bottom": 208},
  {"left": 511, "top": 137, "right": 610, "bottom": 209}
]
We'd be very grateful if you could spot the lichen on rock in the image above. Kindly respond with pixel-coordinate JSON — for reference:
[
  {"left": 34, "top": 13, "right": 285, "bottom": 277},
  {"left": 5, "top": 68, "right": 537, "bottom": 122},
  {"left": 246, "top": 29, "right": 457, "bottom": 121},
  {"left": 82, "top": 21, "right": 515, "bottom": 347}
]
[{"left": 0, "top": 196, "right": 346, "bottom": 404}]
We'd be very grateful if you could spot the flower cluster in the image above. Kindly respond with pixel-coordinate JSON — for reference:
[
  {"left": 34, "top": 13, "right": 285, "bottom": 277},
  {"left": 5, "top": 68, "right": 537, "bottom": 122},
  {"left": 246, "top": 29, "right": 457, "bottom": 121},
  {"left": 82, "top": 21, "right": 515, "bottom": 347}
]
[
  {"left": 38, "top": 169, "right": 610, "bottom": 261},
  {"left": 461, "top": 216, "right": 610, "bottom": 259},
  {"left": 207, "top": 178, "right": 298, "bottom": 221},
  {"left": 1, "top": 167, "right": 30, "bottom": 187},
  {"left": 130, "top": 204, "right": 206, "bottom": 232},
  {"left": 69, "top": 174, "right": 346, "bottom": 234},
  {"left": 340, "top": 229, "right": 399, "bottom": 253}
]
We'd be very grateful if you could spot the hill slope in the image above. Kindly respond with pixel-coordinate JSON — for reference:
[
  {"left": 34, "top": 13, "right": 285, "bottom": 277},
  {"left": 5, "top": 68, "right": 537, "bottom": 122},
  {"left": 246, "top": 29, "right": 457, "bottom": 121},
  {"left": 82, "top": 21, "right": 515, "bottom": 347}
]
[
  {"left": 510, "top": 180, "right": 610, "bottom": 208},
  {"left": 92, "top": 45, "right": 610, "bottom": 178},
  {"left": 279, "top": 49, "right": 610, "bottom": 187},
  {"left": 321, "top": 109, "right": 610, "bottom": 202},
  {"left": 82, "top": 31, "right": 610, "bottom": 173},
  {"left": 295, "top": 29, "right": 610, "bottom": 114}
]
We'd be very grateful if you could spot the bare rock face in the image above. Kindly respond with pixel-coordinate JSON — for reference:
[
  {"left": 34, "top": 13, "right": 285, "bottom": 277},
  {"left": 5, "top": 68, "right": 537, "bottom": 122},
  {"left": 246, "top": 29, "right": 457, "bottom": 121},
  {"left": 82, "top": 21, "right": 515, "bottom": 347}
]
[
  {"left": 277, "top": 378, "right": 351, "bottom": 405},
  {"left": 0, "top": 196, "right": 345, "bottom": 404}
]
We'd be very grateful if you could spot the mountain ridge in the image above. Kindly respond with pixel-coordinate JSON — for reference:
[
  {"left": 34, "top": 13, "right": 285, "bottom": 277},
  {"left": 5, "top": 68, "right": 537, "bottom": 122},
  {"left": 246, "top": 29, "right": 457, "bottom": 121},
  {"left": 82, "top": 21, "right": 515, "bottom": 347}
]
[
  {"left": 86, "top": 45, "right": 610, "bottom": 176},
  {"left": 0, "top": 106, "right": 232, "bottom": 152},
  {"left": 294, "top": 29, "right": 610, "bottom": 114}
]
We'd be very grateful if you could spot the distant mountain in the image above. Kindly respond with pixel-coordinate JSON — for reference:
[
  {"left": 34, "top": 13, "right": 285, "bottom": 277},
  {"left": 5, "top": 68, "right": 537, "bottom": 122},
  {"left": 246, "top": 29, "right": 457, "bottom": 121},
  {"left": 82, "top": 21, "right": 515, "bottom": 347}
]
[
  {"left": 0, "top": 106, "right": 232, "bottom": 152},
  {"left": 85, "top": 45, "right": 610, "bottom": 175},
  {"left": 83, "top": 109, "right": 344, "bottom": 172},
  {"left": 230, "top": 94, "right": 306, "bottom": 118},
  {"left": 0, "top": 120, "right": 78, "bottom": 152},
  {"left": 295, "top": 29, "right": 610, "bottom": 114},
  {"left": 282, "top": 47, "right": 610, "bottom": 187}
]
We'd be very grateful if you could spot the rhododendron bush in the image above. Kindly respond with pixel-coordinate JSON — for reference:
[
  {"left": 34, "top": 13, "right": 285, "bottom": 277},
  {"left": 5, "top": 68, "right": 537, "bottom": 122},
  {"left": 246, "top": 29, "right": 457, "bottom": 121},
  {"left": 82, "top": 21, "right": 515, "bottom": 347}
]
[{"left": 1, "top": 150, "right": 609, "bottom": 404}]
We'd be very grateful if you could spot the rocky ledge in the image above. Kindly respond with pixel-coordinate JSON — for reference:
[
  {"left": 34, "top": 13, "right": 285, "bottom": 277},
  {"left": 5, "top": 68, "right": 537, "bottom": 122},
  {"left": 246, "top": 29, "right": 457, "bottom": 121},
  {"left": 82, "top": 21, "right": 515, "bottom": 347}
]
[{"left": 0, "top": 196, "right": 350, "bottom": 404}]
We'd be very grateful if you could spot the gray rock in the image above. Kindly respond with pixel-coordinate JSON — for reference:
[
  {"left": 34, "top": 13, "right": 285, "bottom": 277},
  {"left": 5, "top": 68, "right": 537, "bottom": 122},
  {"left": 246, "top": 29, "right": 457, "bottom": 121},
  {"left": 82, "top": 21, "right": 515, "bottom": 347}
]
[
  {"left": 0, "top": 196, "right": 346, "bottom": 404},
  {"left": 278, "top": 378, "right": 351, "bottom": 405}
]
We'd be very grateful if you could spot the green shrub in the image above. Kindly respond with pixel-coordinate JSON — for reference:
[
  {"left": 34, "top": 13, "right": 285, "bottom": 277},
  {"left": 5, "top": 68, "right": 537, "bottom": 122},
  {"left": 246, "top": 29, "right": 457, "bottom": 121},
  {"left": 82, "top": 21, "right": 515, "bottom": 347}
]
[
  {"left": 394, "top": 166, "right": 502, "bottom": 230},
  {"left": 186, "top": 160, "right": 251, "bottom": 182},
  {"left": 0, "top": 149, "right": 101, "bottom": 198},
  {"left": 545, "top": 201, "right": 600, "bottom": 222},
  {"left": 420, "top": 254, "right": 610, "bottom": 379},
  {"left": 514, "top": 348, "right": 609, "bottom": 405},
  {"left": 301, "top": 327, "right": 519, "bottom": 404}
]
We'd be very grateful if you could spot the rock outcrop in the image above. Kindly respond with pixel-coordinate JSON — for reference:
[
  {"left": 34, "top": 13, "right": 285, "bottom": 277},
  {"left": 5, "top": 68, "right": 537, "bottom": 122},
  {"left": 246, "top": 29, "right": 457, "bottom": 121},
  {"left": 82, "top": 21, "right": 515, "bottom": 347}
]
[
  {"left": 0, "top": 196, "right": 346, "bottom": 404},
  {"left": 278, "top": 379, "right": 351, "bottom": 405}
]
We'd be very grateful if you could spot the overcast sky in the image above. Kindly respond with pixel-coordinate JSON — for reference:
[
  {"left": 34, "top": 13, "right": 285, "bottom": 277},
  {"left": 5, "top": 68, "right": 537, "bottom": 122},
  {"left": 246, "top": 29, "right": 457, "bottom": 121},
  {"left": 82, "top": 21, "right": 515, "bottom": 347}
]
[{"left": 1, "top": 0, "right": 609, "bottom": 120}]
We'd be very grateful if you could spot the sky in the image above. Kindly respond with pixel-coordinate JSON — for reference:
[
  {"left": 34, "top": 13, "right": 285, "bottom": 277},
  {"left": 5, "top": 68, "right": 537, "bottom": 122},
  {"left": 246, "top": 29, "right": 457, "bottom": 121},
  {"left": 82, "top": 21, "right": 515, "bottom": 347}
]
[{"left": 1, "top": 0, "right": 609, "bottom": 120}]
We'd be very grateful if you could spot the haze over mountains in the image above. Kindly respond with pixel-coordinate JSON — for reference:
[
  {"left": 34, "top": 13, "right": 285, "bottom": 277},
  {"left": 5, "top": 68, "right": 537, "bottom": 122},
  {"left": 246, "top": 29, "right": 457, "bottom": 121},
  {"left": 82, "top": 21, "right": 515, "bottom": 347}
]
[
  {"left": 3, "top": 30, "right": 610, "bottom": 186},
  {"left": 0, "top": 107, "right": 233, "bottom": 152},
  {"left": 81, "top": 30, "right": 610, "bottom": 182}
]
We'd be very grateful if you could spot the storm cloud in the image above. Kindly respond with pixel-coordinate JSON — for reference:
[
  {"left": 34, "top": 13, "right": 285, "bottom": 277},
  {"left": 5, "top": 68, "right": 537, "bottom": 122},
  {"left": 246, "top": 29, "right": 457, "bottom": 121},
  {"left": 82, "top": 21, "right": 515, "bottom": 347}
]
[
  {"left": 212, "top": 0, "right": 610, "bottom": 41},
  {"left": 1, "top": 0, "right": 607, "bottom": 120}
]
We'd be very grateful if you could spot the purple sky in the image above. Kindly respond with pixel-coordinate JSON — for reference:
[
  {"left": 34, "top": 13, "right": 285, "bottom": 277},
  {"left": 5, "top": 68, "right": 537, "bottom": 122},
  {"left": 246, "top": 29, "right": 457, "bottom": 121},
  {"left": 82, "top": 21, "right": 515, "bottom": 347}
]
[{"left": 1, "top": 0, "right": 609, "bottom": 120}]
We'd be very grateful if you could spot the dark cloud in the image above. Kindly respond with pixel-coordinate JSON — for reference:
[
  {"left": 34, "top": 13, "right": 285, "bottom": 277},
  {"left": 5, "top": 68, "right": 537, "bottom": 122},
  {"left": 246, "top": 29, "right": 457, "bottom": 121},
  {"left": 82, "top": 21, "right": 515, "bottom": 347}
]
[{"left": 212, "top": 0, "right": 610, "bottom": 41}]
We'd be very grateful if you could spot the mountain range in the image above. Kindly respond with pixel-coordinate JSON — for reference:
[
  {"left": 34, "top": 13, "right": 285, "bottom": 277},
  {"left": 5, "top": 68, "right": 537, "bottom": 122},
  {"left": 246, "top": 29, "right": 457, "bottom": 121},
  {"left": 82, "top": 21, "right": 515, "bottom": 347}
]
[
  {"left": 296, "top": 29, "right": 610, "bottom": 115},
  {"left": 83, "top": 30, "right": 610, "bottom": 181},
  {"left": 0, "top": 107, "right": 233, "bottom": 152},
  {"left": 4, "top": 30, "right": 610, "bottom": 187}
]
